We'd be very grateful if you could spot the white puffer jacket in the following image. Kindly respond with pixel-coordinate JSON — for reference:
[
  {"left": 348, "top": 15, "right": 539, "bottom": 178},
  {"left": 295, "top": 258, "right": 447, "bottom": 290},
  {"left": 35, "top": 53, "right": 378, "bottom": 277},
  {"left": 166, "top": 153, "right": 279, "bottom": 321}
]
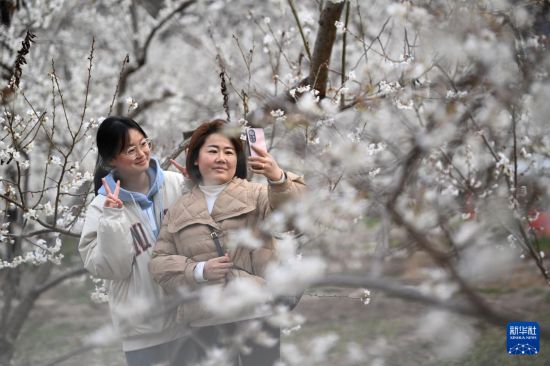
[{"left": 79, "top": 164, "right": 186, "bottom": 352}]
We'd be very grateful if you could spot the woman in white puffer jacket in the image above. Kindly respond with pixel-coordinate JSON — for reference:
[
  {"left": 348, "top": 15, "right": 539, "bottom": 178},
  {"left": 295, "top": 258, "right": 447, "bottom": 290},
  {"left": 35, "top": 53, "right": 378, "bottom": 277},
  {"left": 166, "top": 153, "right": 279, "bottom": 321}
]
[{"left": 79, "top": 116, "right": 194, "bottom": 366}]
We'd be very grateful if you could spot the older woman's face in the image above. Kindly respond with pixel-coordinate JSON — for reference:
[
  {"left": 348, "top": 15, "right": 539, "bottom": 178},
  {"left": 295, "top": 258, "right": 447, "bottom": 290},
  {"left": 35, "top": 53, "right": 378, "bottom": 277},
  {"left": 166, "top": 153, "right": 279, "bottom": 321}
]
[{"left": 195, "top": 133, "right": 237, "bottom": 185}]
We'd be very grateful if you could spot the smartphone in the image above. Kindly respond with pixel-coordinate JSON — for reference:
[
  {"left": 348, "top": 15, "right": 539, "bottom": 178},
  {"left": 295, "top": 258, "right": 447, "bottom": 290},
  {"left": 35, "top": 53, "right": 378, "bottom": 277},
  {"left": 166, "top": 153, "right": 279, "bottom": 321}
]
[{"left": 246, "top": 128, "right": 267, "bottom": 157}]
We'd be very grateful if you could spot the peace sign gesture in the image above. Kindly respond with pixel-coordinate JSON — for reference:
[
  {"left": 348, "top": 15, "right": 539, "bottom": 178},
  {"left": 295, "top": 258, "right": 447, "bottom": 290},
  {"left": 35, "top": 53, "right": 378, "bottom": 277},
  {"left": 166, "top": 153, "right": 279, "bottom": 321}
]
[
  {"left": 102, "top": 178, "right": 124, "bottom": 208},
  {"left": 170, "top": 159, "right": 189, "bottom": 178}
]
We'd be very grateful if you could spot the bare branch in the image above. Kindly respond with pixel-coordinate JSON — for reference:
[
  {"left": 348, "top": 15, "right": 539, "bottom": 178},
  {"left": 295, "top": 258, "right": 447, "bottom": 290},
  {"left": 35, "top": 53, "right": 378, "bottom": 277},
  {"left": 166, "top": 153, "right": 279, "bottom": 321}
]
[
  {"left": 287, "top": 0, "right": 312, "bottom": 61},
  {"left": 217, "top": 55, "right": 231, "bottom": 122},
  {"left": 315, "top": 274, "right": 550, "bottom": 339},
  {"left": 108, "top": 54, "right": 129, "bottom": 116},
  {"left": 8, "top": 29, "right": 35, "bottom": 91},
  {"left": 160, "top": 138, "right": 188, "bottom": 171},
  {"left": 78, "top": 38, "right": 94, "bottom": 129},
  {"left": 116, "top": 0, "right": 197, "bottom": 114},
  {"left": 339, "top": 0, "right": 350, "bottom": 108},
  {"left": 32, "top": 267, "right": 87, "bottom": 296},
  {"left": 122, "top": 1, "right": 196, "bottom": 76},
  {"left": 128, "top": 89, "right": 175, "bottom": 118},
  {"left": 51, "top": 60, "right": 73, "bottom": 139}
]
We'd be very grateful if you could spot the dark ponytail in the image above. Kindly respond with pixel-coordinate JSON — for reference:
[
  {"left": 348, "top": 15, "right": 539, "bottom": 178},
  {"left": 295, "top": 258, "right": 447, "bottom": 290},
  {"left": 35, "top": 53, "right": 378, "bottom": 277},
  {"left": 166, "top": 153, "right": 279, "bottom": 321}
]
[{"left": 93, "top": 116, "right": 148, "bottom": 194}]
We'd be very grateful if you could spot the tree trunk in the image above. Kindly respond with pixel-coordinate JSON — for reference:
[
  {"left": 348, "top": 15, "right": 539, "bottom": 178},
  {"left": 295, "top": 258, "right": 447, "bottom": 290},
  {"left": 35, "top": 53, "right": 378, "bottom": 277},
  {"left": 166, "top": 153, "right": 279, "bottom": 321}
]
[
  {"left": 0, "top": 264, "right": 52, "bottom": 366},
  {"left": 308, "top": 1, "right": 345, "bottom": 98},
  {"left": 246, "top": 1, "right": 345, "bottom": 125}
]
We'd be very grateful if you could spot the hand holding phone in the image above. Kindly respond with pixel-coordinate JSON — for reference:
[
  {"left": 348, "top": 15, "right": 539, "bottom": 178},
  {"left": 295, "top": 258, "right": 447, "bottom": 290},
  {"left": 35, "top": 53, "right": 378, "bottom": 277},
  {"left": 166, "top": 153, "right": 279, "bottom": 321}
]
[{"left": 246, "top": 128, "right": 284, "bottom": 181}]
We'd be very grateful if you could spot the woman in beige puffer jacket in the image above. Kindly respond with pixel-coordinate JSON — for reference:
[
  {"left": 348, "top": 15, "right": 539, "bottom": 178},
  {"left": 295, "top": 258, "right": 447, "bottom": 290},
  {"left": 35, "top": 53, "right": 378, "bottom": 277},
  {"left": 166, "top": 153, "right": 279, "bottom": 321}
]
[{"left": 149, "top": 119, "right": 305, "bottom": 365}]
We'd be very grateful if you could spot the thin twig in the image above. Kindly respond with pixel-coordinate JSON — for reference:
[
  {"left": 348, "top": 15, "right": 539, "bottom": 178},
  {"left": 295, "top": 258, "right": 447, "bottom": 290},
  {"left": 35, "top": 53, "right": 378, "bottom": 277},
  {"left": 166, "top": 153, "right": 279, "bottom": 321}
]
[
  {"left": 517, "top": 223, "right": 550, "bottom": 284},
  {"left": 108, "top": 54, "right": 129, "bottom": 116},
  {"left": 217, "top": 55, "right": 231, "bottom": 122},
  {"left": 78, "top": 38, "right": 95, "bottom": 130},
  {"left": 287, "top": 0, "right": 312, "bottom": 61},
  {"left": 51, "top": 60, "right": 73, "bottom": 139},
  {"left": 511, "top": 106, "right": 518, "bottom": 199},
  {"left": 9, "top": 30, "right": 36, "bottom": 91},
  {"left": 340, "top": 0, "right": 350, "bottom": 109}
]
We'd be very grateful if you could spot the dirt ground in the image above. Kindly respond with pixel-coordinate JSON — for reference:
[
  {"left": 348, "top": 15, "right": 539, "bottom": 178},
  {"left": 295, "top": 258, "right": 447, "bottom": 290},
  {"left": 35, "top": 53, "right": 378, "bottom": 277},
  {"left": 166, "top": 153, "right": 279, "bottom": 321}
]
[{"left": 11, "top": 259, "right": 550, "bottom": 366}]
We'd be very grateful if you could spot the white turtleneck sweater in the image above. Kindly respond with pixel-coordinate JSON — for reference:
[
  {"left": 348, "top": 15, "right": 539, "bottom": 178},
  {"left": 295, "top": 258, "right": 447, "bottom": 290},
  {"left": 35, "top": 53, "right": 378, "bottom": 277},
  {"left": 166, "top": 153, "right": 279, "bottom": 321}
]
[{"left": 199, "top": 183, "right": 228, "bottom": 215}]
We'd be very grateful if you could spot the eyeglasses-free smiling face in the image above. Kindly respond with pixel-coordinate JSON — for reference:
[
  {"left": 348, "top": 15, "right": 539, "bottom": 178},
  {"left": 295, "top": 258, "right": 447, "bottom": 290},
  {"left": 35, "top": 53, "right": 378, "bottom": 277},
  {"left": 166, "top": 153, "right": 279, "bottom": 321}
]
[
  {"left": 109, "top": 128, "right": 151, "bottom": 177},
  {"left": 195, "top": 133, "right": 237, "bottom": 186}
]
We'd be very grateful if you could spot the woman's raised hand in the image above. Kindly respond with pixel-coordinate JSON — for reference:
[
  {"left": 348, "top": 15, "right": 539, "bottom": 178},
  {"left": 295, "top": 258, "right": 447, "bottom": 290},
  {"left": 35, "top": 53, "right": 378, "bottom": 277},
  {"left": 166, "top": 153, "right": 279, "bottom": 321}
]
[
  {"left": 170, "top": 159, "right": 189, "bottom": 178},
  {"left": 102, "top": 178, "right": 124, "bottom": 208},
  {"left": 204, "top": 253, "right": 233, "bottom": 281},
  {"left": 248, "top": 145, "right": 284, "bottom": 182}
]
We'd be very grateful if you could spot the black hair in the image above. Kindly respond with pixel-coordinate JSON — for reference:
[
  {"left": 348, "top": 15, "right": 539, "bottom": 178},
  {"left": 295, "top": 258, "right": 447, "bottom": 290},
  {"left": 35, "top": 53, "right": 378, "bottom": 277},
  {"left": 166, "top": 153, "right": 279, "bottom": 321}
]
[
  {"left": 93, "top": 116, "right": 148, "bottom": 194},
  {"left": 185, "top": 119, "right": 247, "bottom": 185}
]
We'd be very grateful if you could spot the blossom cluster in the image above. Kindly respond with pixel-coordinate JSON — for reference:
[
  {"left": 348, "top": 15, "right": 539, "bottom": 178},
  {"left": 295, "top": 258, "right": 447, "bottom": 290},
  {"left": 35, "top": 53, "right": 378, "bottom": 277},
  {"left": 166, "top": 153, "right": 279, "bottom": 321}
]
[{"left": 0, "top": 237, "right": 63, "bottom": 269}]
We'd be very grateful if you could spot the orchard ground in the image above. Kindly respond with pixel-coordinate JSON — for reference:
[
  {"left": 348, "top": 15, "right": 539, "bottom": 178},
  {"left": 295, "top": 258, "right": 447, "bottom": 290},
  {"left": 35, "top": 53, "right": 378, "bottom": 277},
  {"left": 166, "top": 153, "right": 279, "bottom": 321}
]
[{"left": 13, "top": 255, "right": 550, "bottom": 366}]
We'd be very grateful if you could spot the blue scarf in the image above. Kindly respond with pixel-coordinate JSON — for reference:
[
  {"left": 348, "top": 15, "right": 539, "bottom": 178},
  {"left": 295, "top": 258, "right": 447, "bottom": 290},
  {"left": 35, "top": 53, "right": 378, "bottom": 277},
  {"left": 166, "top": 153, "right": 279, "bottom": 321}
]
[{"left": 98, "top": 157, "right": 165, "bottom": 209}]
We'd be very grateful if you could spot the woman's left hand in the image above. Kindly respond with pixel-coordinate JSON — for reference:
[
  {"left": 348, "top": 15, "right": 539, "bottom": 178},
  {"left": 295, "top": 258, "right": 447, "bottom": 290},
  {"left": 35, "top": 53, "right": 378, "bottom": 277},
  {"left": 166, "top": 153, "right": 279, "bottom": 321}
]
[{"left": 248, "top": 145, "right": 284, "bottom": 181}]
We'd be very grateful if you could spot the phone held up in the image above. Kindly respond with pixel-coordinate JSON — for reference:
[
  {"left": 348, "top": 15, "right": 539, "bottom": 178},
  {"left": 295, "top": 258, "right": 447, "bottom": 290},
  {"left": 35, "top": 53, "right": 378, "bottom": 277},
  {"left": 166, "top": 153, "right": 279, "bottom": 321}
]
[{"left": 246, "top": 127, "right": 267, "bottom": 157}]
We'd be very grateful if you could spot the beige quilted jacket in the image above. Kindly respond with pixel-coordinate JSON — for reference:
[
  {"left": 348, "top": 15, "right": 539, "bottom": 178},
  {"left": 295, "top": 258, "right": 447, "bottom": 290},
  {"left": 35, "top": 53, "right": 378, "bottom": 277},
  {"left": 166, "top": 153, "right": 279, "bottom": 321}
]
[{"left": 149, "top": 172, "right": 305, "bottom": 326}]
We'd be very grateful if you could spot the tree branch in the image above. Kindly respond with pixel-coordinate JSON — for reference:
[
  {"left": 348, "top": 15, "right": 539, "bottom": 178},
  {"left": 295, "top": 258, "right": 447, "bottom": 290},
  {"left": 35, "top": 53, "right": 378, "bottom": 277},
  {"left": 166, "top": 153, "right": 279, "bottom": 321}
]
[
  {"left": 128, "top": 89, "right": 175, "bottom": 119},
  {"left": 116, "top": 0, "right": 197, "bottom": 114},
  {"left": 32, "top": 267, "right": 87, "bottom": 296},
  {"left": 288, "top": 0, "right": 312, "bottom": 61},
  {"left": 315, "top": 273, "right": 550, "bottom": 339}
]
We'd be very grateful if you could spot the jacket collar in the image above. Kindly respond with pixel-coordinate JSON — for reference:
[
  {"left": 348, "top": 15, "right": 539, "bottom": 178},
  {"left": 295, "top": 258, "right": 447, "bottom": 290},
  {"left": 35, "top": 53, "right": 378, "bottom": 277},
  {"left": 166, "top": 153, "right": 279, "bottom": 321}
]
[{"left": 168, "top": 177, "right": 256, "bottom": 232}]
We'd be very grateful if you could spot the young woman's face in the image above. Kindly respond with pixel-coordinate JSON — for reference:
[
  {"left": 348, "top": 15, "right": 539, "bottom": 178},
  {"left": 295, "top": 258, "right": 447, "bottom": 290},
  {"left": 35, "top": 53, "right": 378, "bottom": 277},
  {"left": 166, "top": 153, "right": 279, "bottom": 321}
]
[
  {"left": 109, "top": 129, "right": 151, "bottom": 177},
  {"left": 195, "top": 133, "right": 237, "bottom": 185}
]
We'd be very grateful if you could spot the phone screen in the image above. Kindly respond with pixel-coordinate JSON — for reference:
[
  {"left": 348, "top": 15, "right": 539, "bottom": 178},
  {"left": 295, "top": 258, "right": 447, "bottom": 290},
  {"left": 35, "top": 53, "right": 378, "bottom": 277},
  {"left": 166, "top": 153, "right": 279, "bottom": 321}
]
[{"left": 247, "top": 128, "right": 267, "bottom": 157}]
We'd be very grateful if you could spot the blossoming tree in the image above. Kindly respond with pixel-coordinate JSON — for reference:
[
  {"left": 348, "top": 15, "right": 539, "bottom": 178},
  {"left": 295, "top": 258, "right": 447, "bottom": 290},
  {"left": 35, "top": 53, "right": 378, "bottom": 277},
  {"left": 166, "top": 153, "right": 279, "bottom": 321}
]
[{"left": 1, "top": 0, "right": 550, "bottom": 365}]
